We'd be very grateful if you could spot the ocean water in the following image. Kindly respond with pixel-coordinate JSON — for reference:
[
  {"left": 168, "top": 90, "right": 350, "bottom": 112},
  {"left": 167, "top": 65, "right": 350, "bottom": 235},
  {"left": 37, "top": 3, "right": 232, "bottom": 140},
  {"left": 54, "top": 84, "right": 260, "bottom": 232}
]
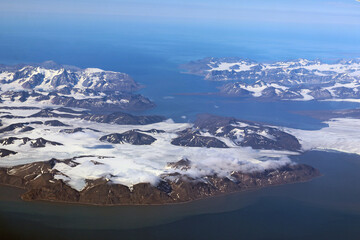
[
  {"left": 1, "top": 151, "right": 360, "bottom": 240},
  {"left": 1, "top": 17, "right": 360, "bottom": 129},
  {"left": 1, "top": 17, "right": 360, "bottom": 239}
]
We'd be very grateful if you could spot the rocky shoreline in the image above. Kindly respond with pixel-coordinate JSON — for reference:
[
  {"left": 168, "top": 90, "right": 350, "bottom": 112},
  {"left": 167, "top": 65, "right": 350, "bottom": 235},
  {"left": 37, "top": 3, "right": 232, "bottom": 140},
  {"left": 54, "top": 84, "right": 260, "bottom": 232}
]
[
  {"left": 0, "top": 61, "right": 324, "bottom": 206},
  {"left": 0, "top": 158, "right": 320, "bottom": 206}
]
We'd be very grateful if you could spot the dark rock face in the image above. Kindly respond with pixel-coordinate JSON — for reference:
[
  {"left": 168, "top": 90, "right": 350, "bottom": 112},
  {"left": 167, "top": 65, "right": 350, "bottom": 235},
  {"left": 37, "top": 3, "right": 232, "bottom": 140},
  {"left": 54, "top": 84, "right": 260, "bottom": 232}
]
[
  {"left": 0, "top": 121, "right": 42, "bottom": 133},
  {"left": 0, "top": 148, "right": 17, "bottom": 157},
  {"left": 1, "top": 91, "right": 41, "bottom": 103},
  {"left": 1, "top": 89, "right": 157, "bottom": 112},
  {"left": 176, "top": 114, "right": 301, "bottom": 151},
  {"left": 333, "top": 87, "right": 360, "bottom": 98},
  {"left": 0, "top": 62, "right": 157, "bottom": 112},
  {"left": 135, "top": 129, "right": 166, "bottom": 134},
  {"left": 100, "top": 130, "right": 156, "bottom": 145},
  {"left": 171, "top": 129, "right": 229, "bottom": 148},
  {"left": 80, "top": 71, "right": 140, "bottom": 93},
  {"left": 30, "top": 108, "right": 166, "bottom": 125},
  {"left": 0, "top": 160, "right": 55, "bottom": 188},
  {"left": 219, "top": 84, "right": 252, "bottom": 97},
  {"left": 309, "top": 89, "right": 332, "bottom": 100},
  {"left": 0, "top": 137, "right": 29, "bottom": 145},
  {"left": 0, "top": 137, "right": 63, "bottom": 148},
  {"left": 183, "top": 58, "right": 360, "bottom": 101},
  {"left": 50, "top": 93, "right": 155, "bottom": 111},
  {"left": 21, "top": 73, "right": 45, "bottom": 89},
  {"left": 281, "top": 89, "right": 303, "bottom": 99},
  {"left": 50, "top": 69, "right": 77, "bottom": 88},
  {"left": 238, "top": 128, "right": 301, "bottom": 151},
  {"left": 184, "top": 57, "right": 358, "bottom": 83},
  {"left": 30, "top": 138, "right": 63, "bottom": 148},
  {"left": 18, "top": 126, "right": 34, "bottom": 132},
  {"left": 0, "top": 169, "right": 24, "bottom": 187},
  {"left": 219, "top": 82, "right": 304, "bottom": 100},
  {"left": 30, "top": 109, "right": 77, "bottom": 118},
  {"left": 167, "top": 159, "right": 191, "bottom": 170},
  {"left": 0, "top": 159, "right": 320, "bottom": 205},
  {"left": 0, "top": 115, "right": 26, "bottom": 119},
  {"left": 60, "top": 128, "right": 85, "bottom": 134},
  {"left": 44, "top": 120, "right": 69, "bottom": 127},
  {"left": 260, "top": 87, "right": 278, "bottom": 98},
  {"left": 79, "top": 179, "right": 132, "bottom": 205},
  {"left": 165, "top": 164, "right": 320, "bottom": 203},
  {"left": 60, "top": 127, "right": 100, "bottom": 134},
  {"left": 55, "top": 107, "right": 88, "bottom": 115},
  {"left": 0, "top": 106, "right": 40, "bottom": 110},
  {"left": 79, "top": 181, "right": 173, "bottom": 205},
  {"left": 81, "top": 112, "right": 165, "bottom": 125},
  {"left": 0, "top": 63, "right": 140, "bottom": 93}
]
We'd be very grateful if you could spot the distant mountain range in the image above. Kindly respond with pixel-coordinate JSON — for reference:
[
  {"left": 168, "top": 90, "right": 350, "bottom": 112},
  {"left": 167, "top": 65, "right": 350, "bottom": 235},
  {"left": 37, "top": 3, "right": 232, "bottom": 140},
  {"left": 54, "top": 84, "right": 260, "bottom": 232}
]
[
  {"left": 182, "top": 58, "right": 360, "bottom": 101},
  {"left": 0, "top": 61, "right": 154, "bottom": 111}
]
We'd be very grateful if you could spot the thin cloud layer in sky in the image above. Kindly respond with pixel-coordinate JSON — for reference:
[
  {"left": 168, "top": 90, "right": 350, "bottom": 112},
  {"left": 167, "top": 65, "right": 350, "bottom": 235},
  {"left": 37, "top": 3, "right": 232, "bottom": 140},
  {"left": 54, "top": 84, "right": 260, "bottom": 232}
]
[{"left": 1, "top": 0, "right": 360, "bottom": 25}]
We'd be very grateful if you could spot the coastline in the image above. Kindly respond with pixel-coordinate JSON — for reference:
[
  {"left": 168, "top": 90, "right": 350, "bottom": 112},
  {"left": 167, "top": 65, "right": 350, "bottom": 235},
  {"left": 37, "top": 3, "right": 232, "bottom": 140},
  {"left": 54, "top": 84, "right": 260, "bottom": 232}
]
[{"left": 0, "top": 165, "right": 321, "bottom": 207}]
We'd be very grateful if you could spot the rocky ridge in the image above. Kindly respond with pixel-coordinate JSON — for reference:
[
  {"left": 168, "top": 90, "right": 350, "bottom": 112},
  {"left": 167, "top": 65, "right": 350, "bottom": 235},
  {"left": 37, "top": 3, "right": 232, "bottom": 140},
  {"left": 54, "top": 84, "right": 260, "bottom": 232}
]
[
  {"left": 171, "top": 114, "right": 301, "bottom": 151},
  {"left": 0, "top": 158, "right": 320, "bottom": 205},
  {"left": 182, "top": 58, "right": 360, "bottom": 101},
  {"left": 0, "top": 61, "right": 155, "bottom": 111},
  {"left": 0, "top": 104, "right": 320, "bottom": 205}
]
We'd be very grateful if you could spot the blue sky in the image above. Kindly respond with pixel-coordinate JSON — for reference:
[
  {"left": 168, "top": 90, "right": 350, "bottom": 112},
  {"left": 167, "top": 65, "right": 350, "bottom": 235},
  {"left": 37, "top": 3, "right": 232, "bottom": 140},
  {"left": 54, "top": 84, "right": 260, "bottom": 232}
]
[
  {"left": 0, "top": 1, "right": 360, "bottom": 68},
  {"left": 1, "top": 0, "right": 360, "bottom": 25}
]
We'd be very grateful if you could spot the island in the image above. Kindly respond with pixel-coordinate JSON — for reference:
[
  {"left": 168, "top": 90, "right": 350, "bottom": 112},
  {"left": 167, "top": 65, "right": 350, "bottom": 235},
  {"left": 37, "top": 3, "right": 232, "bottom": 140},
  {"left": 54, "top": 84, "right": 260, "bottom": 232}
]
[
  {"left": 0, "top": 62, "right": 321, "bottom": 205},
  {"left": 0, "top": 61, "right": 154, "bottom": 111},
  {"left": 182, "top": 57, "right": 360, "bottom": 101}
]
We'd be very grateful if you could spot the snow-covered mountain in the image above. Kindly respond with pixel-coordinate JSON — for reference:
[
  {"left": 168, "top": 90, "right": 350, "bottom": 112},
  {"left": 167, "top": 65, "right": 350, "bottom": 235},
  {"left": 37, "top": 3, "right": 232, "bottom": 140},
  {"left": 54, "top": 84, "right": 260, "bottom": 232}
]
[
  {"left": 219, "top": 80, "right": 360, "bottom": 100},
  {"left": 183, "top": 58, "right": 360, "bottom": 101},
  {"left": 0, "top": 62, "right": 140, "bottom": 93},
  {"left": 0, "top": 62, "right": 154, "bottom": 111},
  {"left": 183, "top": 57, "right": 360, "bottom": 82},
  {"left": 0, "top": 105, "right": 320, "bottom": 204}
]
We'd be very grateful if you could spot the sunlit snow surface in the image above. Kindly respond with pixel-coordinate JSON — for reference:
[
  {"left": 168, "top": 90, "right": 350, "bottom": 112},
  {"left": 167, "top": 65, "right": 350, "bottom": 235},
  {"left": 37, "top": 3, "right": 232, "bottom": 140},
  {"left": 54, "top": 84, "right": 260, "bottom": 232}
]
[
  {"left": 202, "top": 58, "right": 360, "bottom": 100},
  {"left": 208, "top": 59, "right": 360, "bottom": 76},
  {"left": 1, "top": 104, "right": 360, "bottom": 191},
  {"left": 0, "top": 105, "right": 296, "bottom": 191},
  {"left": 0, "top": 66, "right": 135, "bottom": 101},
  {"left": 286, "top": 118, "right": 360, "bottom": 155}
]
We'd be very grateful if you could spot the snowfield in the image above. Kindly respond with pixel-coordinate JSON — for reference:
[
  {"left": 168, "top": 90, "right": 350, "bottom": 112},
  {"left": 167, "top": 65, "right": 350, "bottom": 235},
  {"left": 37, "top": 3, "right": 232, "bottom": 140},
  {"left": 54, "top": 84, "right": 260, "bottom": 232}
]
[
  {"left": 0, "top": 105, "right": 295, "bottom": 191},
  {"left": 185, "top": 58, "right": 360, "bottom": 101},
  {"left": 1, "top": 103, "right": 360, "bottom": 192}
]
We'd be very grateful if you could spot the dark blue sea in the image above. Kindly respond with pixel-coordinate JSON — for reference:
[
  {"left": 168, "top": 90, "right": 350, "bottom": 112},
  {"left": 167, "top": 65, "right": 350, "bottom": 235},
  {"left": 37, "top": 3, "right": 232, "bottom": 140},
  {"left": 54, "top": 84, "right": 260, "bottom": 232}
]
[{"left": 1, "top": 16, "right": 360, "bottom": 239}]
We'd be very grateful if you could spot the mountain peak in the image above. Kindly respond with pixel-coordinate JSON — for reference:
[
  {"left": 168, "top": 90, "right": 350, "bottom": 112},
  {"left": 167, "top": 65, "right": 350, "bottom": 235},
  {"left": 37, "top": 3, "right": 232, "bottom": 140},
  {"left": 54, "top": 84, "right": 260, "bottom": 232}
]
[{"left": 38, "top": 60, "right": 62, "bottom": 69}]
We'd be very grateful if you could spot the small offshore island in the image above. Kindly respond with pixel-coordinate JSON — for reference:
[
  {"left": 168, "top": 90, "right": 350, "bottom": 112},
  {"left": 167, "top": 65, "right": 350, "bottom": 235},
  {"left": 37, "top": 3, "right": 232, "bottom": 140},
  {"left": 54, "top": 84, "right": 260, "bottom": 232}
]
[{"left": 3, "top": 60, "right": 360, "bottom": 205}]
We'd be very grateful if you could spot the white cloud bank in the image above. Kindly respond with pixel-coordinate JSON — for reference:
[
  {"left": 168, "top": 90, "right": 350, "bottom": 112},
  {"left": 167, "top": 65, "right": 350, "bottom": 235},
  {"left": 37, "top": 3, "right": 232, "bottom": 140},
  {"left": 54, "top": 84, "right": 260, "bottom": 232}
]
[
  {"left": 0, "top": 106, "right": 295, "bottom": 191},
  {"left": 2, "top": 104, "right": 360, "bottom": 191}
]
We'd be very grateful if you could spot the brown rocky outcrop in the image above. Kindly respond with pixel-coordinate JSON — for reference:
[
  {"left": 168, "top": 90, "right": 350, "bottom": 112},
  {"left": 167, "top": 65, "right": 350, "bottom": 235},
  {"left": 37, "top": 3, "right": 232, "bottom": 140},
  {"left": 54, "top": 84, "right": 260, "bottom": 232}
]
[{"left": 0, "top": 159, "right": 320, "bottom": 205}]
